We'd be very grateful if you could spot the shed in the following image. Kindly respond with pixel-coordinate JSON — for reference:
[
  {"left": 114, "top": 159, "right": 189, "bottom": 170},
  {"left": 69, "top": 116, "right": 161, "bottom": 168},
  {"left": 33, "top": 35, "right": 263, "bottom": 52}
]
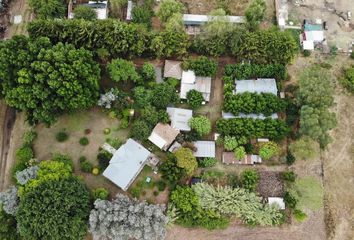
[
  {"left": 103, "top": 139, "right": 151, "bottom": 191},
  {"left": 193, "top": 141, "right": 216, "bottom": 158},
  {"left": 268, "top": 197, "right": 285, "bottom": 210},
  {"left": 235, "top": 78, "right": 278, "bottom": 95},
  {"left": 148, "top": 123, "right": 180, "bottom": 151},
  {"left": 164, "top": 60, "right": 183, "bottom": 79},
  {"left": 166, "top": 107, "right": 193, "bottom": 131}
]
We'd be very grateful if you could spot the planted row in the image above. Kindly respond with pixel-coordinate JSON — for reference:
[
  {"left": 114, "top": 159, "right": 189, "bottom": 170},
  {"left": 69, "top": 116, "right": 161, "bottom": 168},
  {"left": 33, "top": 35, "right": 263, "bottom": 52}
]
[{"left": 224, "top": 63, "right": 287, "bottom": 80}]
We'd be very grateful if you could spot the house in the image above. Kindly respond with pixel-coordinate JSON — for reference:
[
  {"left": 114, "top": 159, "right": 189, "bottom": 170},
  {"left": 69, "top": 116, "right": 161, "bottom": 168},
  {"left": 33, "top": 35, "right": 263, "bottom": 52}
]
[
  {"left": 164, "top": 60, "right": 183, "bottom": 79},
  {"left": 268, "top": 197, "right": 285, "bottom": 210},
  {"left": 148, "top": 123, "right": 180, "bottom": 151},
  {"left": 103, "top": 139, "right": 152, "bottom": 191},
  {"left": 235, "top": 78, "right": 278, "bottom": 95},
  {"left": 166, "top": 107, "right": 193, "bottom": 131},
  {"left": 222, "top": 152, "right": 262, "bottom": 165},
  {"left": 183, "top": 14, "right": 245, "bottom": 25},
  {"left": 180, "top": 70, "right": 212, "bottom": 101},
  {"left": 301, "top": 20, "right": 325, "bottom": 50},
  {"left": 222, "top": 112, "right": 278, "bottom": 120},
  {"left": 68, "top": 0, "right": 108, "bottom": 19},
  {"left": 193, "top": 141, "right": 216, "bottom": 158}
]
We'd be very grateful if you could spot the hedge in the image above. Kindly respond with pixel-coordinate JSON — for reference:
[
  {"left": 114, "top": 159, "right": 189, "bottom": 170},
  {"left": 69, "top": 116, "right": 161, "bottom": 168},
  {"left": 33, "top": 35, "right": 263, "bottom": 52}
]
[
  {"left": 216, "top": 118, "right": 289, "bottom": 140},
  {"left": 224, "top": 64, "right": 287, "bottom": 80}
]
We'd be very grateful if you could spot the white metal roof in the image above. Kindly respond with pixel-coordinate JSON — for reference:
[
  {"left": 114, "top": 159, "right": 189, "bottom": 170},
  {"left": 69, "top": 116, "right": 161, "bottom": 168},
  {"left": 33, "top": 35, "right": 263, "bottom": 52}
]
[
  {"left": 222, "top": 112, "right": 278, "bottom": 119},
  {"left": 126, "top": 0, "right": 133, "bottom": 20},
  {"left": 193, "top": 141, "right": 216, "bottom": 158},
  {"left": 235, "top": 78, "right": 277, "bottom": 95},
  {"left": 148, "top": 132, "right": 166, "bottom": 150},
  {"left": 103, "top": 139, "right": 151, "bottom": 191},
  {"left": 303, "top": 40, "right": 314, "bottom": 50},
  {"left": 268, "top": 197, "right": 285, "bottom": 210},
  {"left": 180, "top": 71, "right": 211, "bottom": 101},
  {"left": 304, "top": 30, "right": 324, "bottom": 42},
  {"left": 183, "top": 14, "right": 245, "bottom": 24},
  {"left": 182, "top": 70, "right": 196, "bottom": 84},
  {"left": 167, "top": 107, "right": 193, "bottom": 131}
]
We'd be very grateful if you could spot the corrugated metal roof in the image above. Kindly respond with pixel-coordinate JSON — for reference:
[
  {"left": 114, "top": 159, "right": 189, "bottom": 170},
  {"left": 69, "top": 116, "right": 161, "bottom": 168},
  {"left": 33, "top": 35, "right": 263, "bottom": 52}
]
[
  {"left": 183, "top": 14, "right": 245, "bottom": 25},
  {"left": 235, "top": 78, "right": 277, "bottom": 95},
  {"left": 167, "top": 107, "right": 193, "bottom": 131},
  {"left": 222, "top": 112, "right": 278, "bottom": 119},
  {"left": 180, "top": 71, "right": 211, "bottom": 101},
  {"left": 268, "top": 197, "right": 285, "bottom": 210},
  {"left": 193, "top": 141, "right": 216, "bottom": 158},
  {"left": 148, "top": 123, "right": 179, "bottom": 150}
]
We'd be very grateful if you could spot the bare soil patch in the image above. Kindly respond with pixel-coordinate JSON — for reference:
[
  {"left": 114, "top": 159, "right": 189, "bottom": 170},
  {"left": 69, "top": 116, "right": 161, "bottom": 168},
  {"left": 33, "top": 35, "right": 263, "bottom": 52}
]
[{"left": 257, "top": 171, "right": 284, "bottom": 198}]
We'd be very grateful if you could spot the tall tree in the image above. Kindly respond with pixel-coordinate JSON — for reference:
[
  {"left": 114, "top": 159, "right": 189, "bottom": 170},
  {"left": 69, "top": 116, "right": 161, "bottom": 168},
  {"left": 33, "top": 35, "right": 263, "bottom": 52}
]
[
  {"left": 156, "top": 0, "right": 184, "bottom": 23},
  {"left": 245, "top": 0, "right": 267, "bottom": 30},
  {"left": 174, "top": 148, "right": 198, "bottom": 175}
]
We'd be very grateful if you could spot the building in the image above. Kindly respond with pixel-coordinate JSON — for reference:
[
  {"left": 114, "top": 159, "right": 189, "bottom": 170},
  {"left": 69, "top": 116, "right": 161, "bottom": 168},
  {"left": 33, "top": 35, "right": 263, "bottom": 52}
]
[
  {"left": 148, "top": 123, "right": 180, "bottom": 151},
  {"left": 103, "top": 139, "right": 151, "bottom": 191},
  {"left": 164, "top": 60, "right": 183, "bottom": 79},
  {"left": 222, "top": 112, "right": 278, "bottom": 119},
  {"left": 193, "top": 141, "right": 216, "bottom": 158},
  {"left": 166, "top": 107, "right": 193, "bottom": 131},
  {"left": 180, "top": 70, "right": 212, "bottom": 101},
  {"left": 126, "top": 0, "right": 134, "bottom": 20},
  {"left": 222, "top": 153, "right": 262, "bottom": 165},
  {"left": 268, "top": 197, "right": 285, "bottom": 210},
  {"left": 68, "top": 0, "right": 108, "bottom": 19},
  {"left": 301, "top": 20, "right": 325, "bottom": 50},
  {"left": 235, "top": 78, "right": 278, "bottom": 95},
  {"left": 183, "top": 14, "right": 245, "bottom": 25}
]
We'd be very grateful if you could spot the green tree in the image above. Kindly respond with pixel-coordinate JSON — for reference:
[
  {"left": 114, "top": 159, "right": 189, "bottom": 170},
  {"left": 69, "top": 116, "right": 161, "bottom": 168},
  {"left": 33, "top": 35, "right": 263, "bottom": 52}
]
[
  {"left": 140, "top": 62, "right": 156, "bottom": 82},
  {"left": 130, "top": 120, "right": 151, "bottom": 141},
  {"left": 150, "top": 83, "right": 179, "bottom": 109},
  {"left": 189, "top": 116, "right": 212, "bottom": 136},
  {"left": 159, "top": 155, "right": 185, "bottom": 186},
  {"left": 183, "top": 56, "right": 218, "bottom": 77},
  {"left": 108, "top": 58, "right": 140, "bottom": 83},
  {"left": 223, "top": 135, "right": 247, "bottom": 151},
  {"left": 165, "top": 13, "right": 184, "bottom": 32},
  {"left": 0, "top": 36, "right": 100, "bottom": 125},
  {"left": 0, "top": 207, "right": 19, "bottom": 240},
  {"left": 73, "top": 5, "right": 97, "bottom": 20},
  {"left": 241, "top": 169, "right": 259, "bottom": 192},
  {"left": 157, "top": 0, "right": 184, "bottom": 23},
  {"left": 234, "top": 146, "right": 246, "bottom": 160},
  {"left": 174, "top": 148, "right": 198, "bottom": 175},
  {"left": 245, "top": 0, "right": 266, "bottom": 30},
  {"left": 132, "top": 5, "right": 153, "bottom": 28},
  {"left": 150, "top": 29, "right": 189, "bottom": 58},
  {"left": 186, "top": 90, "right": 204, "bottom": 109},
  {"left": 342, "top": 65, "right": 354, "bottom": 93},
  {"left": 259, "top": 141, "right": 279, "bottom": 160},
  {"left": 289, "top": 136, "right": 320, "bottom": 161},
  {"left": 133, "top": 86, "right": 152, "bottom": 108},
  {"left": 140, "top": 105, "right": 159, "bottom": 126},
  {"left": 29, "top": 0, "right": 65, "bottom": 19}
]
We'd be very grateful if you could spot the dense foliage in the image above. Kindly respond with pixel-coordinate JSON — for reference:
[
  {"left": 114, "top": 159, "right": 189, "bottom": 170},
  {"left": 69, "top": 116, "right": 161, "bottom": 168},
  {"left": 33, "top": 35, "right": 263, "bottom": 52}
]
[
  {"left": 198, "top": 157, "right": 217, "bottom": 168},
  {"left": 342, "top": 65, "right": 354, "bottom": 93},
  {"left": 216, "top": 118, "right": 289, "bottom": 140},
  {"left": 0, "top": 207, "right": 19, "bottom": 240},
  {"left": 189, "top": 116, "right": 212, "bottom": 136},
  {"left": 240, "top": 169, "right": 259, "bottom": 192},
  {"left": 150, "top": 29, "right": 189, "bottom": 57},
  {"left": 259, "top": 141, "right": 279, "bottom": 160},
  {"left": 234, "top": 146, "right": 246, "bottom": 160},
  {"left": 150, "top": 83, "right": 179, "bottom": 109},
  {"left": 159, "top": 155, "right": 185, "bottom": 187},
  {"left": 107, "top": 58, "right": 140, "bottom": 83},
  {"left": 174, "top": 148, "right": 198, "bottom": 176},
  {"left": 73, "top": 5, "right": 97, "bottom": 20},
  {"left": 183, "top": 56, "right": 217, "bottom": 77},
  {"left": 223, "top": 135, "right": 247, "bottom": 151},
  {"left": 29, "top": 0, "right": 65, "bottom": 19},
  {"left": 186, "top": 90, "right": 204, "bottom": 109},
  {"left": 224, "top": 63, "right": 287, "bottom": 80},
  {"left": 156, "top": 0, "right": 184, "bottom": 23},
  {"left": 245, "top": 0, "right": 266, "bottom": 30},
  {"left": 0, "top": 36, "right": 100, "bottom": 125}
]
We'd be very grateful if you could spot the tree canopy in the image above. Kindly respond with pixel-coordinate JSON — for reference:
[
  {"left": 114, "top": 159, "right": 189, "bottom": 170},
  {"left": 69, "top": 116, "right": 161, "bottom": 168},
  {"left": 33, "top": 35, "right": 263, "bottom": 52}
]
[
  {"left": 189, "top": 116, "right": 212, "bottom": 136},
  {"left": 0, "top": 36, "right": 100, "bottom": 125},
  {"left": 156, "top": 0, "right": 184, "bottom": 23},
  {"left": 245, "top": 0, "right": 266, "bottom": 30},
  {"left": 107, "top": 58, "right": 140, "bottom": 83},
  {"left": 29, "top": 0, "right": 66, "bottom": 19},
  {"left": 174, "top": 148, "right": 198, "bottom": 175},
  {"left": 73, "top": 5, "right": 97, "bottom": 20}
]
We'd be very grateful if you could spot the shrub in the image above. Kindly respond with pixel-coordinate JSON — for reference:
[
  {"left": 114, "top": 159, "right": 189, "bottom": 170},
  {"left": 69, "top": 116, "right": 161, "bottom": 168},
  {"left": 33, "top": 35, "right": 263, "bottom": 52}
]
[
  {"left": 97, "top": 150, "right": 113, "bottom": 170},
  {"left": 80, "top": 160, "right": 93, "bottom": 173},
  {"left": 130, "top": 187, "right": 141, "bottom": 198},
  {"left": 259, "top": 141, "right": 279, "bottom": 160},
  {"left": 351, "top": 51, "right": 354, "bottom": 59},
  {"left": 224, "top": 63, "right": 287, "bottom": 80},
  {"left": 52, "top": 153, "right": 74, "bottom": 170},
  {"left": 92, "top": 167, "right": 100, "bottom": 175},
  {"left": 294, "top": 209, "right": 307, "bottom": 222},
  {"left": 55, "top": 131, "right": 68, "bottom": 142},
  {"left": 174, "top": 148, "right": 198, "bottom": 175},
  {"left": 303, "top": 50, "right": 311, "bottom": 57},
  {"left": 186, "top": 90, "right": 204, "bottom": 109},
  {"left": 79, "top": 137, "right": 89, "bottom": 146},
  {"left": 16, "top": 146, "right": 33, "bottom": 163},
  {"left": 92, "top": 188, "right": 109, "bottom": 200},
  {"left": 198, "top": 157, "right": 217, "bottom": 168},
  {"left": 234, "top": 146, "right": 246, "bottom": 160},
  {"left": 73, "top": 5, "right": 97, "bottom": 20},
  {"left": 29, "top": 0, "right": 66, "bottom": 19},
  {"left": 342, "top": 65, "right": 354, "bottom": 93},
  {"left": 130, "top": 120, "right": 151, "bottom": 141},
  {"left": 281, "top": 171, "right": 296, "bottom": 183},
  {"left": 157, "top": 181, "right": 167, "bottom": 191},
  {"left": 188, "top": 116, "right": 211, "bottom": 136},
  {"left": 284, "top": 191, "right": 298, "bottom": 209},
  {"left": 79, "top": 156, "right": 87, "bottom": 163},
  {"left": 289, "top": 136, "right": 320, "bottom": 161},
  {"left": 108, "top": 58, "right": 140, "bottom": 83},
  {"left": 159, "top": 155, "right": 185, "bottom": 187},
  {"left": 183, "top": 56, "right": 217, "bottom": 77},
  {"left": 240, "top": 169, "right": 259, "bottom": 192},
  {"left": 286, "top": 152, "right": 296, "bottom": 165},
  {"left": 131, "top": 6, "right": 153, "bottom": 28},
  {"left": 156, "top": 0, "right": 184, "bottom": 23},
  {"left": 103, "top": 128, "right": 111, "bottom": 135},
  {"left": 153, "top": 191, "right": 159, "bottom": 196},
  {"left": 223, "top": 135, "right": 247, "bottom": 151},
  {"left": 140, "top": 62, "right": 156, "bottom": 82},
  {"left": 23, "top": 130, "right": 37, "bottom": 146}
]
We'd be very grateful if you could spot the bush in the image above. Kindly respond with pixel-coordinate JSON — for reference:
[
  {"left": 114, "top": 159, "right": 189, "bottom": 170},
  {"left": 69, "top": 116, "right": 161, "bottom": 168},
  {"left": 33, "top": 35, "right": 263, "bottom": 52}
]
[
  {"left": 183, "top": 56, "right": 217, "bottom": 77},
  {"left": 79, "top": 156, "right": 87, "bottom": 163},
  {"left": 130, "top": 120, "right": 151, "bottom": 141},
  {"left": 186, "top": 90, "right": 204, "bottom": 109},
  {"left": 55, "top": 131, "right": 68, "bottom": 142},
  {"left": 351, "top": 51, "right": 354, "bottom": 59},
  {"left": 79, "top": 137, "right": 89, "bottom": 146},
  {"left": 281, "top": 171, "right": 296, "bottom": 183},
  {"left": 240, "top": 169, "right": 259, "bottom": 192},
  {"left": 234, "top": 146, "right": 246, "bottom": 160},
  {"left": 156, "top": 0, "right": 184, "bottom": 23},
  {"left": 106, "top": 138, "right": 123, "bottom": 149},
  {"left": 223, "top": 135, "right": 247, "bottom": 151},
  {"left": 73, "top": 5, "right": 97, "bottom": 20},
  {"left": 97, "top": 150, "right": 113, "bottom": 170},
  {"left": 294, "top": 209, "right": 307, "bottom": 222},
  {"left": 16, "top": 146, "right": 33, "bottom": 163},
  {"left": 284, "top": 191, "right": 298, "bottom": 209},
  {"left": 259, "top": 141, "right": 279, "bottom": 160},
  {"left": 198, "top": 157, "right": 217, "bottom": 168},
  {"left": 303, "top": 50, "right": 311, "bottom": 57},
  {"left": 286, "top": 152, "right": 295, "bottom": 165},
  {"left": 92, "top": 167, "right": 100, "bottom": 175},
  {"left": 108, "top": 58, "right": 140, "bottom": 83},
  {"left": 92, "top": 188, "right": 109, "bottom": 200},
  {"left": 156, "top": 181, "right": 167, "bottom": 191},
  {"left": 80, "top": 160, "right": 93, "bottom": 173},
  {"left": 29, "top": 0, "right": 66, "bottom": 19},
  {"left": 23, "top": 130, "right": 37, "bottom": 146},
  {"left": 131, "top": 6, "right": 153, "bottom": 28},
  {"left": 103, "top": 128, "right": 111, "bottom": 135},
  {"left": 342, "top": 65, "right": 354, "bottom": 93},
  {"left": 153, "top": 191, "right": 159, "bottom": 196},
  {"left": 130, "top": 187, "right": 141, "bottom": 198},
  {"left": 224, "top": 63, "right": 287, "bottom": 80},
  {"left": 188, "top": 116, "right": 211, "bottom": 136},
  {"left": 52, "top": 153, "right": 74, "bottom": 170},
  {"left": 141, "top": 62, "right": 156, "bottom": 82}
]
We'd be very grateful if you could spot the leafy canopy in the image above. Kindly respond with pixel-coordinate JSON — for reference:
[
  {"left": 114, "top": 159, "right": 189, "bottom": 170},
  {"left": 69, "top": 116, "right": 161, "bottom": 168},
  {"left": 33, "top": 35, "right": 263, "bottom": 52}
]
[
  {"left": 189, "top": 116, "right": 212, "bottom": 136},
  {"left": 174, "top": 148, "right": 198, "bottom": 175},
  {"left": 108, "top": 58, "right": 140, "bottom": 83},
  {"left": 73, "top": 5, "right": 97, "bottom": 20}
]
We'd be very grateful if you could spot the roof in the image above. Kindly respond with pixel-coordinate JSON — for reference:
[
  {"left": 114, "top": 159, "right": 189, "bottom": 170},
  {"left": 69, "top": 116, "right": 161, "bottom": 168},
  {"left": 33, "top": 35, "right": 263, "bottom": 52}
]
[
  {"left": 268, "top": 197, "right": 285, "bottom": 210},
  {"left": 148, "top": 123, "right": 179, "bottom": 150},
  {"left": 183, "top": 14, "right": 245, "bottom": 25},
  {"left": 126, "top": 0, "right": 133, "bottom": 20},
  {"left": 193, "top": 141, "right": 216, "bottom": 158},
  {"left": 222, "top": 112, "right": 278, "bottom": 119},
  {"left": 303, "top": 40, "right": 315, "bottom": 50},
  {"left": 304, "top": 23, "right": 323, "bottom": 31},
  {"left": 222, "top": 153, "right": 262, "bottom": 165},
  {"left": 103, "top": 139, "right": 151, "bottom": 191},
  {"left": 167, "top": 107, "right": 193, "bottom": 131},
  {"left": 164, "top": 60, "right": 183, "bottom": 79},
  {"left": 180, "top": 71, "right": 211, "bottom": 101},
  {"left": 304, "top": 30, "right": 324, "bottom": 42},
  {"left": 235, "top": 78, "right": 278, "bottom": 95}
]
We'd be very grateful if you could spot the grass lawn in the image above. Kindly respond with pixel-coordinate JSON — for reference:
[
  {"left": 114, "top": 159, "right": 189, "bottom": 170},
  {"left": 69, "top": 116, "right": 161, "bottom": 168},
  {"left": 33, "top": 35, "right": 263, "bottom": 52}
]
[{"left": 295, "top": 176, "right": 324, "bottom": 211}]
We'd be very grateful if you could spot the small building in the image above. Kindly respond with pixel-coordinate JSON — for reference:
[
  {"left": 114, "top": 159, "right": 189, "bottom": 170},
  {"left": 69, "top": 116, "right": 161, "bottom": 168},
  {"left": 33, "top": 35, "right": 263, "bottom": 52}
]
[
  {"left": 222, "top": 111, "right": 278, "bottom": 120},
  {"left": 193, "top": 141, "right": 216, "bottom": 158},
  {"left": 222, "top": 153, "right": 262, "bottom": 165},
  {"left": 180, "top": 70, "right": 212, "bottom": 101},
  {"left": 164, "top": 60, "right": 183, "bottom": 79},
  {"left": 235, "top": 78, "right": 278, "bottom": 95},
  {"left": 148, "top": 123, "right": 180, "bottom": 151},
  {"left": 68, "top": 0, "right": 108, "bottom": 19},
  {"left": 103, "top": 139, "right": 151, "bottom": 191},
  {"left": 301, "top": 20, "right": 325, "bottom": 50},
  {"left": 183, "top": 14, "right": 245, "bottom": 25},
  {"left": 268, "top": 197, "right": 285, "bottom": 210},
  {"left": 166, "top": 107, "right": 193, "bottom": 131}
]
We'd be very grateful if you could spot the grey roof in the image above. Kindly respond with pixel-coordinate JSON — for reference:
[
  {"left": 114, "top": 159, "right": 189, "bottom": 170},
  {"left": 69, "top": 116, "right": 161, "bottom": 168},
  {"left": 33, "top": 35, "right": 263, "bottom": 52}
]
[
  {"left": 103, "top": 139, "right": 151, "bottom": 191},
  {"left": 193, "top": 141, "right": 216, "bottom": 158},
  {"left": 164, "top": 60, "right": 183, "bottom": 79},
  {"left": 180, "top": 70, "right": 211, "bottom": 101},
  {"left": 235, "top": 78, "right": 278, "bottom": 95},
  {"left": 183, "top": 14, "right": 245, "bottom": 25},
  {"left": 167, "top": 107, "right": 193, "bottom": 131},
  {"left": 222, "top": 112, "right": 278, "bottom": 119}
]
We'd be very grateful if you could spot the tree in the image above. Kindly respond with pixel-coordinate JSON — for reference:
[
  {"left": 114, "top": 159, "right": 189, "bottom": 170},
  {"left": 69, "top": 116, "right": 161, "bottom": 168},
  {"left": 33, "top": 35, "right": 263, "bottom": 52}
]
[
  {"left": 245, "top": 0, "right": 267, "bottom": 30},
  {"left": 150, "top": 83, "right": 179, "bottom": 109},
  {"left": 140, "top": 105, "right": 159, "bottom": 126},
  {"left": 259, "top": 141, "right": 279, "bottom": 160},
  {"left": 132, "top": 6, "right": 153, "bottom": 28},
  {"left": 289, "top": 136, "right": 320, "bottom": 161},
  {"left": 159, "top": 155, "right": 185, "bottom": 186},
  {"left": 89, "top": 194, "right": 167, "bottom": 240},
  {"left": 240, "top": 169, "right": 259, "bottom": 192},
  {"left": 17, "top": 177, "right": 90, "bottom": 240},
  {"left": 140, "top": 62, "right": 156, "bottom": 82},
  {"left": 223, "top": 135, "right": 247, "bottom": 151},
  {"left": 189, "top": 116, "right": 212, "bottom": 136},
  {"left": 186, "top": 90, "right": 204, "bottom": 109},
  {"left": 130, "top": 120, "right": 151, "bottom": 141},
  {"left": 234, "top": 146, "right": 246, "bottom": 160},
  {"left": 29, "top": 0, "right": 65, "bottom": 19},
  {"left": 156, "top": 0, "right": 184, "bottom": 23},
  {"left": 174, "top": 148, "right": 198, "bottom": 175},
  {"left": 198, "top": 157, "right": 217, "bottom": 168},
  {"left": 108, "top": 58, "right": 140, "bottom": 83},
  {"left": 165, "top": 13, "right": 184, "bottom": 32},
  {"left": 0, "top": 36, "right": 100, "bottom": 125},
  {"left": 342, "top": 65, "right": 354, "bottom": 93},
  {"left": 0, "top": 207, "right": 19, "bottom": 240},
  {"left": 183, "top": 56, "right": 218, "bottom": 77},
  {"left": 133, "top": 86, "right": 152, "bottom": 108},
  {"left": 150, "top": 29, "right": 189, "bottom": 58},
  {"left": 73, "top": 5, "right": 97, "bottom": 20}
]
